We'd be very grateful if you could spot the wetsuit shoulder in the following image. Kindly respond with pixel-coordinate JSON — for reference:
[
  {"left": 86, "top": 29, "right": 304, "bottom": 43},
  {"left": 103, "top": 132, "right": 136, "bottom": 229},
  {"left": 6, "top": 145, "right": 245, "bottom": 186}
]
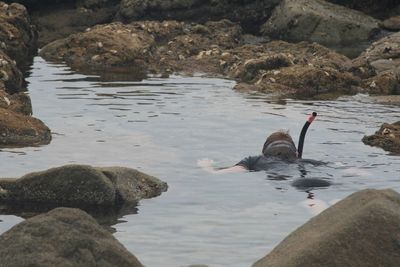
[{"left": 235, "top": 155, "right": 263, "bottom": 170}]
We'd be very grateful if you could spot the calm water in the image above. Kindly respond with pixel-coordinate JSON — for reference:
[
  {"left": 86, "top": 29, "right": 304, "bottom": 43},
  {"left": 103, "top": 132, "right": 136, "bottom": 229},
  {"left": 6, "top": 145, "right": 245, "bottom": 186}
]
[{"left": 1, "top": 57, "right": 400, "bottom": 267}]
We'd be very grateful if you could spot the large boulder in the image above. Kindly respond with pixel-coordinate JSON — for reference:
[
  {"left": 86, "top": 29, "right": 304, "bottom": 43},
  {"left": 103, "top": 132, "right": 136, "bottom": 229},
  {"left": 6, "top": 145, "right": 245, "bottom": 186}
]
[
  {"left": 362, "top": 121, "right": 400, "bottom": 154},
  {"left": 327, "top": 0, "right": 399, "bottom": 19},
  {"left": 261, "top": 0, "right": 380, "bottom": 48},
  {"left": 0, "top": 2, "right": 37, "bottom": 67},
  {"left": 0, "top": 207, "right": 144, "bottom": 267},
  {"left": 253, "top": 189, "right": 400, "bottom": 267},
  {"left": 118, "top": 0, "right": 281, "bottom": 33},
  {"left": 0, "top": 164, "right": 168, "bottom": 207}
]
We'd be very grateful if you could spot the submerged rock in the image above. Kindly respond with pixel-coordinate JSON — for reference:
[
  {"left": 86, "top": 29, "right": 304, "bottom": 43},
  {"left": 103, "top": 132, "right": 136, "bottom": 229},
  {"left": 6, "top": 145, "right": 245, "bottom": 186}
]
[
  {"left": 0, "top": 164, "right": 168, "bottom": 208},
  {"left": 261, "top": 0, "right": 380, "bottom": 48},
  {"left": 0, "top": 207, "right": 144, "bottom": 267},
  {"left": 0, "top": 2, "right": 37, "bottom": 67},
  {"left": 362, "top": 121, "right": 400, "bottom": 154},
  {"left": 253, "top": 189, "right": 400, "bottom": 267}
]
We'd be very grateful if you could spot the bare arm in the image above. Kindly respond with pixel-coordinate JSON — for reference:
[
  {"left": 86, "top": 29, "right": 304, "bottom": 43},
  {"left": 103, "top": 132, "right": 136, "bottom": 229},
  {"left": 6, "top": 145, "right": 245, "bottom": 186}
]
[{"left": 197, "top": 158, "right": 248, "bottom": 173}]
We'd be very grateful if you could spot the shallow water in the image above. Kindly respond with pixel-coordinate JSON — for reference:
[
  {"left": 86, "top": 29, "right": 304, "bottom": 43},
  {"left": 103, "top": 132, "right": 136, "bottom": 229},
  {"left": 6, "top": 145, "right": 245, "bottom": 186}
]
[{"left": 1, "top": 57, "right": 400, "bottom": 267}]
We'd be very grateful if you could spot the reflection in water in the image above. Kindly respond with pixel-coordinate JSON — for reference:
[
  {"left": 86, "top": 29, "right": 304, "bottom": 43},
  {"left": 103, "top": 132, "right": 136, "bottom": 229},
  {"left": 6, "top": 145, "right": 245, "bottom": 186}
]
[
  {"left": 1, "top": 57, "right": 400, "bottom": 267},
  {"left": 0, "top": 201, "right": 138, "bottom": 232}
]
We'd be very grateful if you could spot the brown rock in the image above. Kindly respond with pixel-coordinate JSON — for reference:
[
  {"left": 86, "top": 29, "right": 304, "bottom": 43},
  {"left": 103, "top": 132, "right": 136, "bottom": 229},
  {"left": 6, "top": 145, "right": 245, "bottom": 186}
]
[
  {"left": 253, "top": 189, "right": 400, "bottom": 267},
  {"left": 40, "top": 22, "right": 155, "bottom": 74},
  {"left": 380, "top": 16, "right": 400, "bottom": 31},
  {"left": 0, "top": 207, "right": 144, "bottom": 267},
  {"left": 0, "top": 107, "right": 51, "bottom": 147},
  {"left": 0, "top": 2, "right": 37, "bottom": 67},
  {"left": 362, "top": 121, "right": 400, "bottom": 154}
]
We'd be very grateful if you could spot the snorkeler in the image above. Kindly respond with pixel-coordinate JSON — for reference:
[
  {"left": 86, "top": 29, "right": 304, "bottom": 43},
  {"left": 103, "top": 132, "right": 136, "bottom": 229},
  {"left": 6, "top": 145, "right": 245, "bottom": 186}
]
[{"left": 198, "top": 112, "right": 317, "bottom": 173}]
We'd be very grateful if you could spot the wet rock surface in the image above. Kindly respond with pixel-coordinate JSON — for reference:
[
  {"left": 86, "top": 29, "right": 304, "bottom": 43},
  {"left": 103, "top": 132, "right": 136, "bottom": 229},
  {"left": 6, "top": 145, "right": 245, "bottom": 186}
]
[
  {"left": 0, "top": 164, "right": 168, "bottom": 208},
  {"left": 0, "top": 207, "right": 144, "bottom": 267},
  {"left": 352, "top": 32, "right": 400, "bottom": 95},
  {"left": 261, "top": 0, "right": 380, "bottom": 48},
  {"left": 253, "top": 189, "right": 400, "bottom": 267},
  {"left": 0, "top": 2, "right": 37, "bottom": 67},
  {"left": 118, "top": 0, "right": 281, "bottom": 33},
  {"left": 41, "top": 20, "right": 363, "bottom": 99},
  {"left": 362, "top": 121, "right": 400, "bottom": 153},
  {"left": 0, "top": 107, "right": 51, "bottom": 147}
]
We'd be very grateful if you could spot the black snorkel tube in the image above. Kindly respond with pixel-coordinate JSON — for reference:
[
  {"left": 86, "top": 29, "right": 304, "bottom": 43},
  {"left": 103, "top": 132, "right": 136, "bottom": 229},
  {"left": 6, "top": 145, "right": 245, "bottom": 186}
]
[{"left": 297, "top": 112, "right": 317, "bottom": 159}]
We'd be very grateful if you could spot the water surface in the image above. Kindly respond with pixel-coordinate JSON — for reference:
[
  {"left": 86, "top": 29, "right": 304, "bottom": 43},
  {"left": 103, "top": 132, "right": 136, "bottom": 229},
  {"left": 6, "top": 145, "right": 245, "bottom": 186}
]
[{"left": 1, "top": 57, "right": 400, "bottom": 267}]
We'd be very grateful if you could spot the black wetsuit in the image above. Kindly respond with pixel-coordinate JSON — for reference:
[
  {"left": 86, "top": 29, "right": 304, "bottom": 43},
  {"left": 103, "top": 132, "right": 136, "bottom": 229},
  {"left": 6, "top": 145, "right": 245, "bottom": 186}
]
[{"left": 236, "top": 155, "right": 322, "bottom": 171}]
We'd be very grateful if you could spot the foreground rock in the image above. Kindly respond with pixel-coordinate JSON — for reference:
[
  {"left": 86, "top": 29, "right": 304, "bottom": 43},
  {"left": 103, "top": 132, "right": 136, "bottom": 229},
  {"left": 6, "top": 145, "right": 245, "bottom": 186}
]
[
  {"left": 0, "top": 164, "right": 168, "bottom": 208},
  {"left": 261, "top": 0, "right": 380, "bottom": 49},
  {"left": 0, "top": 207, "right": 144, "bottom": 267},
  {"left": 0, "top": 2, "right": 37, "bottom": 68},
  {"left": 253, "top": 189, "right": 400, "bottom": 267},
  {"left": 362, "top": 121, "right": 400, "bottom": 154}
]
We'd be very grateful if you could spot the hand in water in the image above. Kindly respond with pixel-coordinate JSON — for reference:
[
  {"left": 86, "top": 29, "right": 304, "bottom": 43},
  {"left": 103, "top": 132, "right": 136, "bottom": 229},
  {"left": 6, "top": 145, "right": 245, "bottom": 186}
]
[{"left": 197, "top": 158, "right": 215, "bottom": 169}]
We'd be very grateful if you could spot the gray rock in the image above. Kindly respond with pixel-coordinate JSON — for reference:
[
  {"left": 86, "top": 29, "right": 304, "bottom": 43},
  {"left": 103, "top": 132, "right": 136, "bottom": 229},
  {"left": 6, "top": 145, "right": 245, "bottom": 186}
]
[
  {"left": 253, "top": 189, "right": 400, "bottom": 267},
  {"left": 0, "top": 164, "right": 168, "bottom": 207},
  {"left": 326, "top": 0, "right": 399, "bottom": 18},
  {"left": 352, "top": 31, "right": 400, "bottom": 75},
  {"left": 0, "top": 207, "right": 144, "bottom": 267},
  {"left": 118, "top": 0, "right": 281, "bottom": 33},
  {"left": 261, "top": 0, "right": 380, "bottom": 47}
]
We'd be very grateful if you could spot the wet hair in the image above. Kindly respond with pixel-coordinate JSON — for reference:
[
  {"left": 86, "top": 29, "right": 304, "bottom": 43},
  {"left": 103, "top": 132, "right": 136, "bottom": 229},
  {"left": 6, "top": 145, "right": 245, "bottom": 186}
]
[{"left": 262, "top": 130, "right": 297, "bottom": 159}]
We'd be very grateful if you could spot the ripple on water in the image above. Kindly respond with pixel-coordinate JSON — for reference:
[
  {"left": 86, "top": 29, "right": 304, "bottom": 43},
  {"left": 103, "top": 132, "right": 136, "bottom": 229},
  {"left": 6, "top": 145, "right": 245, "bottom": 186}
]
[{"left": 1, "top": 56, "right": 400, "bottom": 267}]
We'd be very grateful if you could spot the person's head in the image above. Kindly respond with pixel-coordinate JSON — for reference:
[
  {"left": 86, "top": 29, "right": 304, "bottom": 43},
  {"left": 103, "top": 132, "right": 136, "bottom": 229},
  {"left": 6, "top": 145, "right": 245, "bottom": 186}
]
[{"left": 262, "top": 130, "right": 297, "bottom": 160}]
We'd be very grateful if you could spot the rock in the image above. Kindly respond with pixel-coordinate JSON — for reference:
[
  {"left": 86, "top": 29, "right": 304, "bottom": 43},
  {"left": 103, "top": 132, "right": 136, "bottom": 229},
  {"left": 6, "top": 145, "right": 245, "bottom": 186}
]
[
  {"left": 33, "top": 2, "right": 118, "bottom": 47},
  {"left": 230, "top": 41, "right": 360, "bottom": 98},
  {"left": 0, "top": 2, "right": 37, "bottom": 67},
  {"left": 0, "top": 50, "right": 25, "bottom": 95},
  {"left": 0, "top": 207, "right": 144, "bottom": 267},
  {"left": 253, "top": 189, "right": 400, "bottom": 267},
  {"left": 261, "top": 0, "right": 380, "bottom": 48},
  {"left": 380, "top": 16, "right": 400, "bottom": 31},
  {"left": 362, "top": 69, "right": 400, "bottom": 95},
  {"left": 0, "top": 107, "right": 51, "bottom": 147},
  {"left": 326, "top": 0, "right": 400, "bottom": 18},
  {"left": 362, "top": 121, "right": 400, "bottom": 153},
  {"left": 117, "top": 0, "right": 282, "bottom": 33},
  {"left": 352, "top": 32, "right": 400, "bottom": 76},
  {"left": 40, "top": 22, "right": 155, "bottom": 73},
  {"left": 291, "top": 178, "right": 331, "bottom": 191},
  {"left": 0, "top": 164, "right": 168, "bottom": 207}
]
